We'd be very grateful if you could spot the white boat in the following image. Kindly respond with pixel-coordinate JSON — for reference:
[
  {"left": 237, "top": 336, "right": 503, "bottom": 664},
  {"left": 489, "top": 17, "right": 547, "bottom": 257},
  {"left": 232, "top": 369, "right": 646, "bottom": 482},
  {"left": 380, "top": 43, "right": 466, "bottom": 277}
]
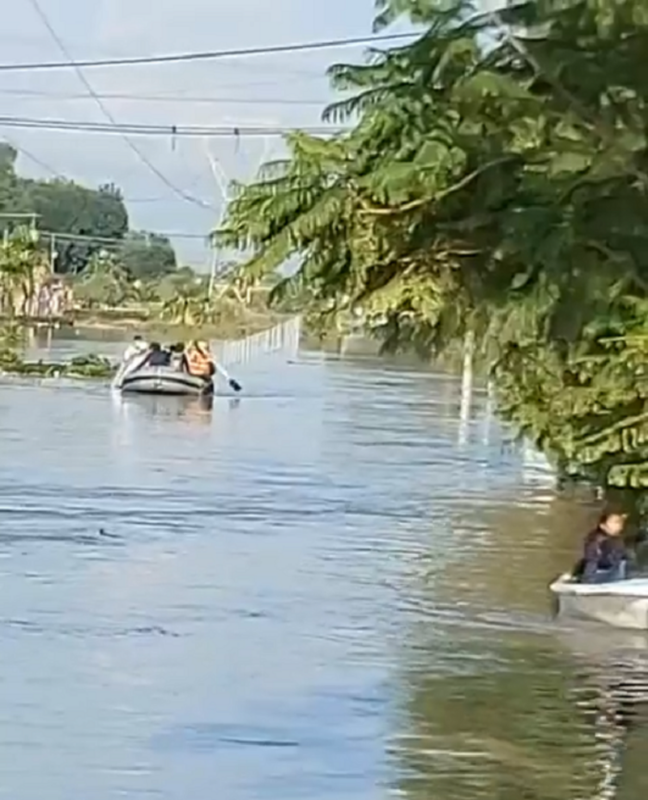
[
  {"left": 113, "top": 354, "right": 213, "bottom": 396},
  {"left": 119, "top": 365, "right": 213, "bottom": 396},
  {"left": 550, "top": 573, "right": 648, "bottom": 630}
]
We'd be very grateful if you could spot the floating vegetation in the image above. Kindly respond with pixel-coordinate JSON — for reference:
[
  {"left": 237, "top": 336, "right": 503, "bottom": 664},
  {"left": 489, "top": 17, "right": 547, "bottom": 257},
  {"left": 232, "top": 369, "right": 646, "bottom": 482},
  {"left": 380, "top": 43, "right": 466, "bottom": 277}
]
[
  {"left": 1, "top": 319, "right": 115, "bottom": 379},
  {"left": 0, "top": 350, "right": 115, "bottom": 380}
]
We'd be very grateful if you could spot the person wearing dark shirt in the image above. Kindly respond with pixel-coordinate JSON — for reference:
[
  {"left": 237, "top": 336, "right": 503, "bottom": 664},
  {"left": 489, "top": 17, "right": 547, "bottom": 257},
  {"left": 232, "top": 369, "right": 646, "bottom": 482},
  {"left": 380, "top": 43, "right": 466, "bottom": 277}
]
[
  {"left": 168, "top": 342, "right": 186, "bottom": 371},
  {"left": 581, "top": 510, "right": 629, "bottom": 583},
  {"left": 145, "top": 342, "right": 171, "bottom": 367}
]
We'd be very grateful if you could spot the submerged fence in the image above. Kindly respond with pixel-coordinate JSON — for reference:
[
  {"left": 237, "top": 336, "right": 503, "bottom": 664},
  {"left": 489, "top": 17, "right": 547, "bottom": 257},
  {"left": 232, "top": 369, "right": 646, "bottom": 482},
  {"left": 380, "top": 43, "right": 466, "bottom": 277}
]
[{"left": 211, "top": 315, "right": 302, "bottom": 367}]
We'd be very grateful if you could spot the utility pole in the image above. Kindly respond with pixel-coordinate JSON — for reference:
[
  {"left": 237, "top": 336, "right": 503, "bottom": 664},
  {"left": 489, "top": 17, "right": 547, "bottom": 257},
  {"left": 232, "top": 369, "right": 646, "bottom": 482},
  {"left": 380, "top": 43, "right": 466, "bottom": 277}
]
[{"left": 49, "top": 233, "right": 57, "bottom": 273}]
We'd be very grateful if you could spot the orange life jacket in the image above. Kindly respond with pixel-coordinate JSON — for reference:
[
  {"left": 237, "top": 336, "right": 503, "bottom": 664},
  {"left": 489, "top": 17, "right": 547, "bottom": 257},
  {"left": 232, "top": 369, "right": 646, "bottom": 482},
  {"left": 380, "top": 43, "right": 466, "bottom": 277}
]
[{"left": 185, "top": 343, "right": 213, "bottom": 377}]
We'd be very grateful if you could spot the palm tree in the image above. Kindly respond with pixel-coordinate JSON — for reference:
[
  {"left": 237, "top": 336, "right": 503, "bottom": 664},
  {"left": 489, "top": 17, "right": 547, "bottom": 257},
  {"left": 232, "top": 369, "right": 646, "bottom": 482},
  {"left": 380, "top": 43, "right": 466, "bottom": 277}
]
[
  {"left": 74, "top": 250, "right": 134, "bottom": 309},
  {"left": 0, "top": 226, "right": 42, "bottom": 317},
  {"left": 161, "top": 282, "right": 211, "bottom": 326}
]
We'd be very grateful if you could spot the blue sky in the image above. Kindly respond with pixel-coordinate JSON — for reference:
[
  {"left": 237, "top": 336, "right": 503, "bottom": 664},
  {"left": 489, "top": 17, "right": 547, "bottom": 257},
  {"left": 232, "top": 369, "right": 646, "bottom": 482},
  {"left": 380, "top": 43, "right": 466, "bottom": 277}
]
[{"left": 0, "top": 0, "right": 407, "bottom": 266}]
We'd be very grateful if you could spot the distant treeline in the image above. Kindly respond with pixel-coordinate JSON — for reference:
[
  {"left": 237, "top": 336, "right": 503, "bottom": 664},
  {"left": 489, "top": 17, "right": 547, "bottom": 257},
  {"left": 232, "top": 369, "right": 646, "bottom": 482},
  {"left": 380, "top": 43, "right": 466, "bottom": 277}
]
[{"left": 0, "top": 142, "right": 177, "bottom": 278}]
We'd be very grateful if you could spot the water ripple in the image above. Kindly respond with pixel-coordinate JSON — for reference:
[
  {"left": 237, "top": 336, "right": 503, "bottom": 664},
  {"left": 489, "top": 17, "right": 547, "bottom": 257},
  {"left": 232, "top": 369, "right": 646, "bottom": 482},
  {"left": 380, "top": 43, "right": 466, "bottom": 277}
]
[{"left": 1, "top": 340, "right": 642, "bottom": 799}]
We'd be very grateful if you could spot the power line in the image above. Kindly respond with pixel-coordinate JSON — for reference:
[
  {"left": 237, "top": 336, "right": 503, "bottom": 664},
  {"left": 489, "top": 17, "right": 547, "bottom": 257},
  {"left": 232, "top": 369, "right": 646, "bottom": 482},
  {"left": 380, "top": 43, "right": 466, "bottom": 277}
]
[
  {"left": 0, "top": 133, "right": 59, "bottom": 177},
  {"left": 125, "top": 196, "right": 179, "bottom": 204},
  {"left": 0, "top": 114, "right": 347, "bottom": 137},
  {"left": 0, "top": 87, "right": 332, "bottom": 106},
  {"left": 39, "top": 229, "right": 208, "bottom": 244},
  {"left": 0, "top": 135, "right": 199, "bottom": 208},
  {"left": 0, "top": 136, "right": 212, "bottom": 242},
  {"left": 0, "top": 31, "right": 416, "bottom": 73},
  {"left": 0, "top": 60, "right": 330, "bottom": 83},
  {"left": 26, "top": 0, "right": 213, "bottom": 211},
  {"left": 0, "top": 131, "right": 104, "bottom": 239},
  {"left": 0, "top": 41, "right": 330, "bottom": 81}
]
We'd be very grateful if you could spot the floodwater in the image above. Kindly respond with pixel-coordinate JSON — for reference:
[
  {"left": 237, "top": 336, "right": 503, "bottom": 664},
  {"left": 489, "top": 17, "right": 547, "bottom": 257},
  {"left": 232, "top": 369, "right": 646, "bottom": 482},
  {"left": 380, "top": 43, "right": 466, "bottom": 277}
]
[{"left": 0, "top": 331, "right": 647, "bottom": 800}]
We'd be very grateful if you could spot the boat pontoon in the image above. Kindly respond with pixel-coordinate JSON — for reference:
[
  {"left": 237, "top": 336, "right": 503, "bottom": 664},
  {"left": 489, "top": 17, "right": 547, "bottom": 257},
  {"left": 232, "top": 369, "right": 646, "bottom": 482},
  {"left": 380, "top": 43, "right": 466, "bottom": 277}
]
[
  {"left": 550, "top": 573, "right": 648, "bottom": 630},
  {"left": 113, "top": 355, "right": 213, "bottom": 396}
]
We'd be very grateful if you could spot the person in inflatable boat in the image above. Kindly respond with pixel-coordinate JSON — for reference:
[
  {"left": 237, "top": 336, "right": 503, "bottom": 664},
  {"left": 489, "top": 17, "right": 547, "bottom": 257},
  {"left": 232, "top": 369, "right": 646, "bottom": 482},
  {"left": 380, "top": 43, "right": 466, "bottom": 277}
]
[
  {"left": 123, "top": 334, "right": 148, "bottom": 363},
  {"left": 575, "top": 510, "right": 629, "bottom": 584},
  {"left": 145, "top": 341, "right": 171, "bottom": 367},
  {"left": 184, "top": 340, "right": 216, "bottom": 378}
]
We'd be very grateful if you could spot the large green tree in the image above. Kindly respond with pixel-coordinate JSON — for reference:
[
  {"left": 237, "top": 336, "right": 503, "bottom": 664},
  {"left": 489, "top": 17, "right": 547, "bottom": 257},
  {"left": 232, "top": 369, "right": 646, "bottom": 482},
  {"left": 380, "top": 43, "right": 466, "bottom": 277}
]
[
  {"left": 25, "top": 180, "right": 128, "bottom": 274},
  {"left": 0, "top": 144, "right": 129, "bottom": 273},
  {"left": 0, "top": 225, "right": 42, "bottom": 317},
  {"left": 0, "top": 144, "right": 30, "bottom": 214},
  {"left": 216, "top": 0, "right": 648, "bottom": 490},
  {"left": 118, "top": 230, "right": 177, "bottom": 279},
  {"left": 0, "top": 144, "right": 182, "bottom": 279}
]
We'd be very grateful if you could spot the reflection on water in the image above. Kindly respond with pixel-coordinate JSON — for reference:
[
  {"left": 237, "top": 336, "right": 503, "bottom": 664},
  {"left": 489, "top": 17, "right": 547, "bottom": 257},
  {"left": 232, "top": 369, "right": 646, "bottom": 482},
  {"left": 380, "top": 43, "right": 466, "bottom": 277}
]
[
  {"left": 112, "top": 392, "right": 219, "bottom": 421},
  {"left": 0, "top": 339, "right": 646, "bottom": 799},
  {"left": 395, "top": 621, "right": 648, "bottom": 800}
]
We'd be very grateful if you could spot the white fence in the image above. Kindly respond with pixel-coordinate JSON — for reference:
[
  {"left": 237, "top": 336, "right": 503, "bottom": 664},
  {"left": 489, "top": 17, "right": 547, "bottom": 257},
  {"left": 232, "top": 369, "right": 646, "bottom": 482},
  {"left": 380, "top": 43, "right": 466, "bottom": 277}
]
[{"left": 211, "top": 315, "right": 302, "bottom": 367}]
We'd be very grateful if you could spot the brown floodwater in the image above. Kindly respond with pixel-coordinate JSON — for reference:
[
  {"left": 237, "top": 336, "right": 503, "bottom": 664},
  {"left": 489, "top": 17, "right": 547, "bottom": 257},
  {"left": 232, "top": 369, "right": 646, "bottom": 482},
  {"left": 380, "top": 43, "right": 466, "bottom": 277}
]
[{"left": 0, "top": 329, "right": 645, "bottom": 800}]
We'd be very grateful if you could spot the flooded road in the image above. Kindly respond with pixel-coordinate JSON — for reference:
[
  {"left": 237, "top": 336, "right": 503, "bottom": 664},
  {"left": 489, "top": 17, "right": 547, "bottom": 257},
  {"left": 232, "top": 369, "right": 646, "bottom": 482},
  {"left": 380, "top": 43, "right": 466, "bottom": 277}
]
[{"left": 1, "top": 337, "right": 647, "bottom": 799}]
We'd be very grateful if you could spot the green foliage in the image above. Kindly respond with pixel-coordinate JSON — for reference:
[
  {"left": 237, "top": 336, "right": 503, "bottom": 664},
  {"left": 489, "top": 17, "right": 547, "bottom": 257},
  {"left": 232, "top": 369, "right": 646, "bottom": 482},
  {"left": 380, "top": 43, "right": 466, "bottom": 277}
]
[
  {"left": 161, "top": 280, "right": 212, "bottom": 327},
  {"left": 72, "top": 250, "right": 136, "bottom": 309},
  {"left": 158, "top": 276, "right": 253, "bottom": 328},
  {"left": 0, "top": 144, "right": 180, "bottom": 278},
  {"left": 118, "top": 230, "right": 177, "bottom": 279},
  {"left": 216, "top": 0, "right": 648, "bottom": 489},
  {"left": 0, "top": 226, "right": 43, "bottom": 317},
  {"left": 26, "top": 181, "right": 128, "bottom": 274},
  {"left": 0, "top": 149, "right": 130, "bottom": 274},
  {"left": 493, "top": 301, "right": 648, "bottom": 488},
  {"left": 0, "top": 346, "right": 115, "bottom": 379}
]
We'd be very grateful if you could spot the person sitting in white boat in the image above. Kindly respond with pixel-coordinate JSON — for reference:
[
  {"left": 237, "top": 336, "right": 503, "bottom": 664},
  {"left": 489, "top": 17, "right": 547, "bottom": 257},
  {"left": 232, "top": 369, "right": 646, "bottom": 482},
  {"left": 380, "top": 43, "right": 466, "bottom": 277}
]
[
  {"left": 123, "top": 334, "right": 148, "bottom": 363},
  {"left": 577, "top": 509, "right": 629, "bottom": 583},
  {"left": 168, "top": 342, "right": 186, "bottom": 371},
  {"left": 184, "top": 340, "right": 216, "bottom": 379},
  {"left": 143, "top": 341, "right": 172, "bottom": 368}
]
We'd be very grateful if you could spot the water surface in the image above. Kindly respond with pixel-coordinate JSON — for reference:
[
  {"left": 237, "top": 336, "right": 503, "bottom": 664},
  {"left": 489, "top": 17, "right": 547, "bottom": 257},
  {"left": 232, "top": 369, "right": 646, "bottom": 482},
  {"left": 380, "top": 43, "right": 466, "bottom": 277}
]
[{"left": 0, "top": 337, "right": 646, "bottom": 799}]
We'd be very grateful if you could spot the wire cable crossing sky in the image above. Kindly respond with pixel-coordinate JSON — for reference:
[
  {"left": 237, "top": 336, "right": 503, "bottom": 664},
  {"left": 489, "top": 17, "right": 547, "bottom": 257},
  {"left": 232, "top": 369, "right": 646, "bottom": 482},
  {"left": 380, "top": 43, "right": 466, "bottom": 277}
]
[
  {"left": 0, "top": 0, "right": 401, "bottom": 263},
  {"left": 0, "top": 30, "right": 417, "bottom": 72},
  {"left": 25, "top": 0, "right": 213, "bottom": 210},
  {"left": 0, "top": 115, "right": 348, "bottom": 137},
  {"left": 0, "top": 88, "right": 333, "bottom": 106}
]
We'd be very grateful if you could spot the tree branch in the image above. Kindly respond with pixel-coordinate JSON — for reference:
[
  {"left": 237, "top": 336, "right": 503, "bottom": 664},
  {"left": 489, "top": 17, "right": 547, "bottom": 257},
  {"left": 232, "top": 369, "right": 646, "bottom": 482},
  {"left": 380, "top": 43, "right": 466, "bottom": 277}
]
[{"left": 359, "top": 156, "right": 517, "bottom": 216}]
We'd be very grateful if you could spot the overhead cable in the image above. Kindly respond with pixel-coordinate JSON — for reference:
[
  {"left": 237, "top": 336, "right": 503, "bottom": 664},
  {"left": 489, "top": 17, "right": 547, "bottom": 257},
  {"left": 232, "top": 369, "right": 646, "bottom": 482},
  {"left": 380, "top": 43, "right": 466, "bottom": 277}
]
[
  {"left": 0, "top": 87, "right": 332, "bottom": 106},
  {"left": 27, "top": 0, "right": 213, "bottom": 211},
  {"left": 0, "top": 114, "right": 347, "bottom": 137},
  {"left": 0, "top": 134, "right": 182, "bottom": 206},
  {"left": 0, "top": 31, "right": 417, "bottom": 73}
]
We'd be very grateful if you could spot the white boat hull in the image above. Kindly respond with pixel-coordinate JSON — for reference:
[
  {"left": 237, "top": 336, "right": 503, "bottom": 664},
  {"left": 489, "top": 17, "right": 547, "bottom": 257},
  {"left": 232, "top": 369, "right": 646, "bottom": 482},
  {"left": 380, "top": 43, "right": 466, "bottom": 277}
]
[
  {"left": 550, "top": 574, "right": 648, "bottom": 630},
  {"left": 114, "top": 360, "right": 212, "bottom": 396}
]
